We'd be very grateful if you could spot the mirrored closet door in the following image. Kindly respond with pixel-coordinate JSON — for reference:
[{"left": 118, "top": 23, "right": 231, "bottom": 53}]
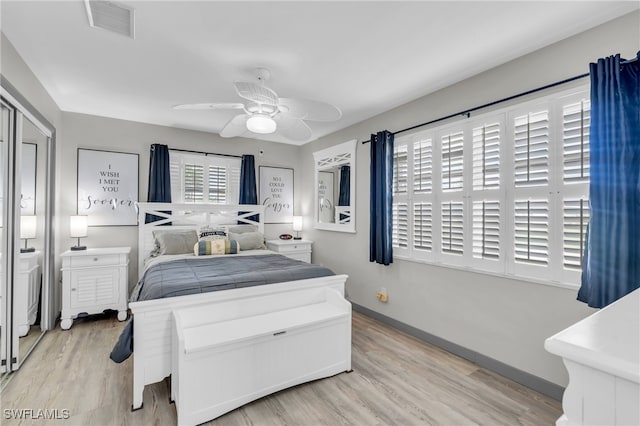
[{"left": 0, "top": 85, "right": 55, "bottom": 381}]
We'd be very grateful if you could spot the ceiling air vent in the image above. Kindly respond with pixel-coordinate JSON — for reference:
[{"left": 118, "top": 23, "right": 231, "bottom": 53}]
[{"left": 84, "top": 0, "right": 135, "bottom": 39}]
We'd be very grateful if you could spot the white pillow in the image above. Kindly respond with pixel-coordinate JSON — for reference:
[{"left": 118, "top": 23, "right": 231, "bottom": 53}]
[{"left": 228, "top": 231, "right": 265, "bottom": 250}]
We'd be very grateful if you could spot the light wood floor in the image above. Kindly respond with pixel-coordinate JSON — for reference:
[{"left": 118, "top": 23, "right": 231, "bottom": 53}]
[{"left": 2, "top": 311, "right": 561, "bottom": 425}]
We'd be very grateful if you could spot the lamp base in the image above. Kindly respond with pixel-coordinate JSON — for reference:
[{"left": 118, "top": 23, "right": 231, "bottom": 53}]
[
  {"left": 70, "top": 245, "right": 87, "bottom": 251},
  {"left": 20, "top": 247, "right": 35, "bottom": 253}
]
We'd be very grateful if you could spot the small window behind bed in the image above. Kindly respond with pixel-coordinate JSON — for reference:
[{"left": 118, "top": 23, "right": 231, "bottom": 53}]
[{"left": 170, "top": 151, "right": 241, "bottom": 204}]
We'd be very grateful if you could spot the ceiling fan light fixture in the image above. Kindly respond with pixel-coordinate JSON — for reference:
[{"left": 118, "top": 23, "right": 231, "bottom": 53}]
[{"left": 246, "top": 114, "right": 277, "bottom": 134}]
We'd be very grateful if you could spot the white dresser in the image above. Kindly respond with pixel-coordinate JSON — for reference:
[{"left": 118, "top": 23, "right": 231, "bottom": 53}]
[
  {"left": 15, "top": 251, "right": 41, "bottom": 337},
  {"left": 60, "top": 247, "right": 130, "bottom": 330},
  {"left": 266, "top": 239, "right": 312, "bottom": 263},
  {"left": 545, "top": 288, "right": 640, "bottom": 426}
]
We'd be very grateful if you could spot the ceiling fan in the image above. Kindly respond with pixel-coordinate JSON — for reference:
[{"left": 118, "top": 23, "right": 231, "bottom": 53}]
[{"left": 173, "top": 68, "right": 342, "bottom": 142}]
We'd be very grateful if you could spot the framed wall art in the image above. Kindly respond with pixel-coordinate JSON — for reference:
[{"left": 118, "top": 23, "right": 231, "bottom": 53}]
[
  {"left": 77, "top": 148, "right": 139, "bottom": 226},
  {"left": 259, "top": 166, "right": 294, "bottom": 224}
]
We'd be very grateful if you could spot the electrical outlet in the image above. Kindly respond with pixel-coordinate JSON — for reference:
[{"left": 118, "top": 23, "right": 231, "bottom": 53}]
[{"left": 376, "top": 287, "right": 388, "bottom": 303}]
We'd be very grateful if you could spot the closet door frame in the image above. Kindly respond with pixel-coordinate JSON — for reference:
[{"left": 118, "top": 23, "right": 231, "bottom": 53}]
[
  {"left": 0, "top": 99, "right": 16, "bottom": 374},
  {"left": 1, "top": 79, "right": 56, "bottom": 372}
]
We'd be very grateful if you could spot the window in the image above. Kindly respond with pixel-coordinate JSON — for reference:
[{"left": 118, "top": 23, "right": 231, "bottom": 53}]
[
  {"left": 170, "top": 151, "right": 241, "bottom": 205},
  {"left": 392, "top": 87, "right": 590, "bottom": 287}
]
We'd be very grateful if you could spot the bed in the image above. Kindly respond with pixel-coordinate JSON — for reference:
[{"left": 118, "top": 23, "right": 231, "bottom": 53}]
[{"left": 123, "top": 203, "right": 349, "bottom": 411}]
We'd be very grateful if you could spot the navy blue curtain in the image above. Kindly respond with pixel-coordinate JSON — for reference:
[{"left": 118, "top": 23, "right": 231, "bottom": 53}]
[
  {"left": 145, "top": 144, "right": 171, "bottom": 224},
  {"left": 370, "top": 130, "right": 394, "bottom": 265},
  {"left": 338, "top": 165, "right": 350, "bottom": 206},
  {"left": 578, "top": 52, "right": 640, "bottom": 308},
  {"left": 239, "top": 154, "right": 258, "bottom": 223}
]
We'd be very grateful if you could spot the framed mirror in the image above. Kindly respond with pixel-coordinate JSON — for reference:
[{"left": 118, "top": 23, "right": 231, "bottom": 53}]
[{"left": 313, "top": 139, "right": 356, "bottom": 233}]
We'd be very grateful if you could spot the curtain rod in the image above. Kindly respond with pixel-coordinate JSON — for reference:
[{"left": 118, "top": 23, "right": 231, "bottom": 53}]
[
  {"left": 361, "top": 73, "right": 589, "bottom": 144},
  {"left": 169, "top": 147, "right": 242, "bottom": 159},
  {"left": 362, "top": 54, "right": 639, "bottom": 145}
]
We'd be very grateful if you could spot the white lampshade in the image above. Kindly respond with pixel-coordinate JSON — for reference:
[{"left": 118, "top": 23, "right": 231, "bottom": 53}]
[
  {"left": 246, "top": 114, "right": 277, "bottom": 134},
  {"left": 69, "top": 215, "right": 88, "bottom": 238},
  {"left": 292, "top": 216, "right": 303, "bottom": 232},
  {"left": 20, "top": 215, "right": 37, "bottom": 239}
]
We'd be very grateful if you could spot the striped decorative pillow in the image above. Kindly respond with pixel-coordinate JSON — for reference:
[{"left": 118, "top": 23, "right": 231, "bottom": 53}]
[{"left": 194, "top": 239, "right": 240, "bottom": 256}]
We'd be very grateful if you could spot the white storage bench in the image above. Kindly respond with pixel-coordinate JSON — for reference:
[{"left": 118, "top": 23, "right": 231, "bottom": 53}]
[{"left": 171, "top": 287, "right": 352, "bottom": 426}]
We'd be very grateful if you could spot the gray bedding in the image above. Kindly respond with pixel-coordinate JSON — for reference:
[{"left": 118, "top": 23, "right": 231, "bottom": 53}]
[{"left": 110, "top": 254, "right": 335, "bottom": 363}]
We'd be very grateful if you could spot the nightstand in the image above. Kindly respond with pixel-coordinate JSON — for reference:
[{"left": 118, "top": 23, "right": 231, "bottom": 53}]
[
  {"left": 266, "top": 239, "right": 312, "bottom": 263},
  {"left": 60, "top": 247, "right": 130, "bottom": 330}
]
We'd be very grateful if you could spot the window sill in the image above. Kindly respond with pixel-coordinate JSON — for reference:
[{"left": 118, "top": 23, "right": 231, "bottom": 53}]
[{"left": 392, "top": 254, "right": 580, "bottom": 291}]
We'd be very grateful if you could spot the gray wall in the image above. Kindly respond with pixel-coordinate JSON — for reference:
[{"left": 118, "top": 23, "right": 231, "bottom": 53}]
[
  {"left": 0, "top": 33, "right": 62, "bottom": 128},
  {"left": 60, "top": 112, "right": 302, "bottom": 290},
  {"left": 299, "top": 11, "right": 640, "bottom": 387},
  {"left": 1, "top": 33, "right": 63, "bottom": 328}
]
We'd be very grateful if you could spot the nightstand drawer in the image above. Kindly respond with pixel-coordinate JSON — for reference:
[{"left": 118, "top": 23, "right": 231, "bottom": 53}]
[
  {"left": 266, "top": 240, "right": 313, "bottom": 264},
  {"left": 273, "top": 243, "right": 311, "bottom": 253},
  {"left": 286, "top": 252, "right": 312, "bottom": 263},
  {"left": 70, "top": 254, "right": 120, "bottom": 268}
]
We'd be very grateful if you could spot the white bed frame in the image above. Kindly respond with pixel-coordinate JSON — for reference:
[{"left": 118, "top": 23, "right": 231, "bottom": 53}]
[{"left": 130, "top": 203, "right": 349, "bottom": 410}]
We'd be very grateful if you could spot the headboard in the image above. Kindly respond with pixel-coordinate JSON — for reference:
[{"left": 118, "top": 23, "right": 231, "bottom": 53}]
[{"left": 137, "top": 203, "right": 265, "bottom": 278}]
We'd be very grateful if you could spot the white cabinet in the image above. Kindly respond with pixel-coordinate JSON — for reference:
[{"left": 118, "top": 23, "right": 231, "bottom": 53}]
[
  {"left": 266, "top": 239, "right": 312, "bottom": 263},
  {"left": 15, "top": 251, "right": 41, "bottom": 337},
  {"left": 545, "top": 289, "right": 640, "bottom": 426},
  {"left": 60, "top": 247, "right": 130, "bottom": 330}
]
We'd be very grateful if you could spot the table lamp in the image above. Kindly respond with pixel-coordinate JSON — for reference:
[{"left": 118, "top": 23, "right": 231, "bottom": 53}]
[
  {"left": 70, "top": 215, "right": 88, "bottom": 251},
  {"left": 20, "top": 215, "right": 37, "bottom": 253},
  {"left": 292, "top": 216, "right": 303, "bottom": 240}
]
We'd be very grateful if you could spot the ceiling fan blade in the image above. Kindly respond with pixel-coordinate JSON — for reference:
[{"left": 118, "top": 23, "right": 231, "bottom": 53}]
[
  {"left": 275, "top": 116, "right": 313, "bottom": 142},
  {"left": 234, "top": 82, "right": 278, "bottom": 106},
  {"left": 278, "top": 98, "right": 342, "bottom": 121},
  {"left": 219, "top": 114, "right": 249, "bottom": 138},
  {"left": 173, "top": 103, "right": 245, "bottom": 110}
]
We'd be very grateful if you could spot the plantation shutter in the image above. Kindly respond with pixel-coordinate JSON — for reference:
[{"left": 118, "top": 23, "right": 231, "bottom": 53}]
[
  {"left": 472, "top": 200, "right": 500, "bottom": 260},
  {"left": 184, "top": 163, "right": 205, "bottom": 202},
  {"left": 514, "top": 199, "right": 549, "bottom": 265},
  {"left": 413, "top": 202, "right": 432, "bottom": 251},
  {"left": 441, "top": 132, "right": 464, "bottom": 191},
  {"left": 208, "top": 166, "right": 226, "bottom": 203},
  {"left": 472, "top": 122, "right": 500, "bottom": 189},
  {"left": 411, "top": 138, "right": 433, "bottom": 254},
  {"left": 563, "top": 198, "right": 590, "bottom": 269},
  {"left": 441, "top": 201, "right": 463, "bottom": 255},
  {"left": 385, "top": 87, "right": 590, "bottom": 286},
  {"left": 563, "top": 100, "right": 590, "bottom": 183},
  {"left": 227, "top": 163, "right": 241, "bottom": 204},
  {"left": 393, "top": 144, "right": 408, "bottom": 194},
  {"left": 169, "top": 156, "right": 182, "bottom": 202},
  {"left": 469, "top": 120, "right": 502, "bottom": 269},
  {"left": 514, "top": 111, "right": 549, "bottom": 186},
  {"left": 413, "top": 139, "right": 432, "bottom": 193},
  {"left": 393, "top": 203, "right": 409, "bottom": 248},
  {"left": 169, "top": 151, "right": 241, "bottom": 205},
  {"left": 392, "top": 144, "right": 409, "bottom": 249}
]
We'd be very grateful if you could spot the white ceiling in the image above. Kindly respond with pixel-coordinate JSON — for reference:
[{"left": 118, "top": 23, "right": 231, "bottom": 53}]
[{"left": 1, "top": 1, "right": 637, "bottom": 145}]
